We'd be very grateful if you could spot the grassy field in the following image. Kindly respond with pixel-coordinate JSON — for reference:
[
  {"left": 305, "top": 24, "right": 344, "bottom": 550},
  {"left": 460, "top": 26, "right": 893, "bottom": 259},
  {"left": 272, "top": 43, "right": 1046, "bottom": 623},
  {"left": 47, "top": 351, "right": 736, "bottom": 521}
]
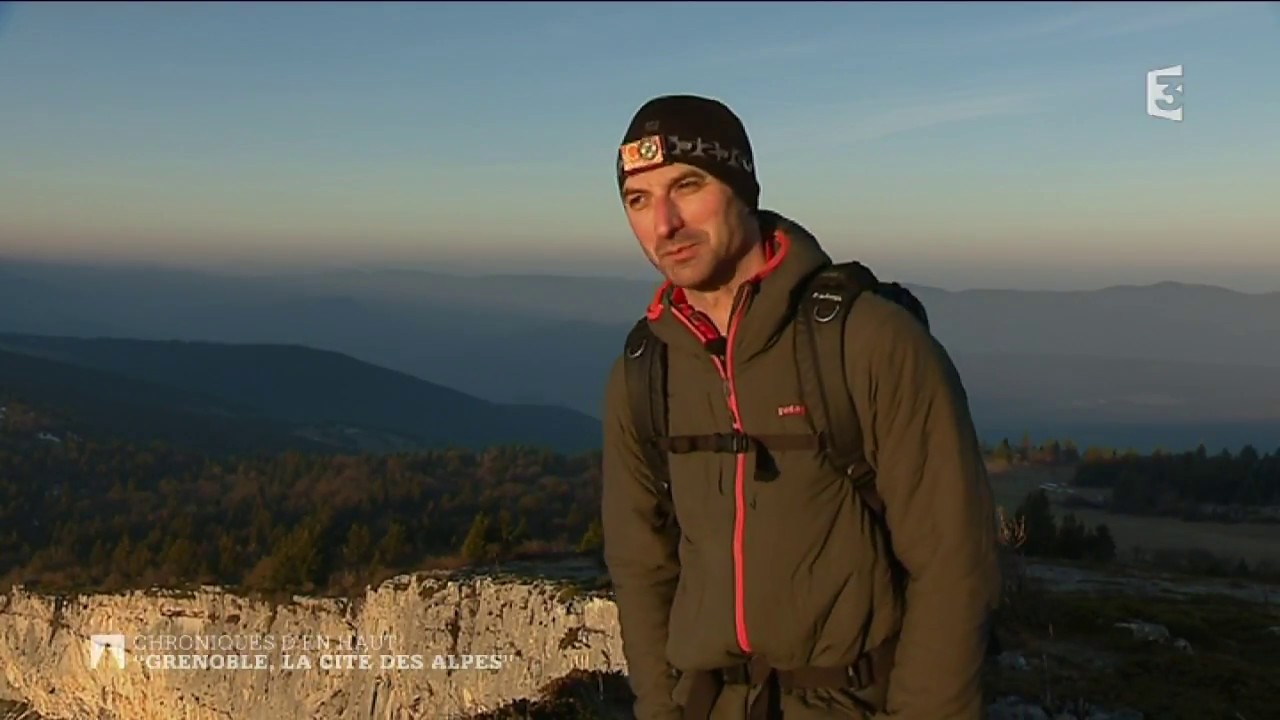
[
  {"left": 987, "top": 574, "right": 1280, "bottom": 719},
  {"left": 988, "top": 463, "right": 1280, "bottom": 568}
]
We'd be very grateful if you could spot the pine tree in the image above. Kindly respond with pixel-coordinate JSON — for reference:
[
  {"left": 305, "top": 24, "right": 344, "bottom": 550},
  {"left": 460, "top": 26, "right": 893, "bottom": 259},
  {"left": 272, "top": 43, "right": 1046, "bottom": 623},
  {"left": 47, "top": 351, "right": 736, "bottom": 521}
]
[
  {"left": 1087, "top": 524, "right": 1117, "bottom": 562},
  {"left": 1055, "top": 513, "right": 1087, "bottom": 560},
  {"left": 494, "top": 510, "right": 524, "bottom": 561},
  {"left": 461, "top": 512, "right": 491, "bottom": 563},
  {"left": 992, "top": 438, "right": 1014, "bottom": 464},
  {"left": 344, "top": 523, "right": 372, "bottom": 567},
  {"left": 578, "top": 517, "right": 604, "bottom": 553},
  {"left": 376, "top": 521, "right": 407, "bottom": 568},
  {"left": 217, "top": 533, "right": 239, "bottom": 581},
  {"left": 1015, "top": 489, "right": 1057, "bottom": 557}
]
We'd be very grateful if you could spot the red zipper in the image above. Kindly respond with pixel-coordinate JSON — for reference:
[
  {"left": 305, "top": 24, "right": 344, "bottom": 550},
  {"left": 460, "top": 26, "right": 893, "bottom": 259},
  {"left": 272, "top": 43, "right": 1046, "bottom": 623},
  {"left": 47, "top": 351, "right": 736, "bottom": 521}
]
[
  {"left": 724, "top": 289, "right": 751, "bottom": 655},
  {"left": 669, "top": 284, "right": 754, "bottom": 655}
]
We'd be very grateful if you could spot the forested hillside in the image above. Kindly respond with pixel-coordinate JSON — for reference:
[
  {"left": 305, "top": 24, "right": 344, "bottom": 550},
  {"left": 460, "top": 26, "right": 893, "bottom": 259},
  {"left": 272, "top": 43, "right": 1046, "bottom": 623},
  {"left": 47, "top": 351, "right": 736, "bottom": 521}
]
[
  {"left": 0, "top": 428, "right": 604, "bottom": 596},
  {"left": 5, "top": 389, "right": 1279, "bottom": 600},
  {"left": 1074, "top": 445, "right": 1280, "bottom": 513},
  {"left": 992, "top": 434, "right": 1280, "bottom": 516}
]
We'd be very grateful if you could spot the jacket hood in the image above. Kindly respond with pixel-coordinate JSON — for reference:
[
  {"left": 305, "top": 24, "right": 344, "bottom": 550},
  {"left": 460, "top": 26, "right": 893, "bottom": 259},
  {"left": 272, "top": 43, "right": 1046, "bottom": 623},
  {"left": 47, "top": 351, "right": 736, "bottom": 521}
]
[{"left": 643, "top": 209, "right": 833, "bottom": 363}]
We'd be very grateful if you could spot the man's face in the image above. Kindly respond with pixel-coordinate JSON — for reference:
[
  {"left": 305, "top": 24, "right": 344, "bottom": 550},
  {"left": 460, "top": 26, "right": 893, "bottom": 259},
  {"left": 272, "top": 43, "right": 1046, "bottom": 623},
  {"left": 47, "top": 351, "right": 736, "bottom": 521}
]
[{"left": 621, "top": 163, "right": 752, "bottom": 293}]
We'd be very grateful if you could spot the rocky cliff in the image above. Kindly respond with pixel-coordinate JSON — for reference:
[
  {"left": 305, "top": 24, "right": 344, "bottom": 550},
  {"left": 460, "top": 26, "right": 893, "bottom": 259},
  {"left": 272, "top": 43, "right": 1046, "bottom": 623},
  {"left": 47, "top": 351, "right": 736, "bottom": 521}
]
[
  {"left": 0, "top": 558, "right": 625, "bottom": 720},
  {"left": 5, "top": 557, "right": 1274, "bottom": 719}
]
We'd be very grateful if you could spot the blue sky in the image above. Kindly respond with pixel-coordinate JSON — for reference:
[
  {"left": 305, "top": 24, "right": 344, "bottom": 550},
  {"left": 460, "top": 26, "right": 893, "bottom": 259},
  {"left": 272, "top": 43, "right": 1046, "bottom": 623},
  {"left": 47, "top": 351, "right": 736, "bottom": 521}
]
[{"left": 2, "top": 1, "right": 1278, "bottom": 291}]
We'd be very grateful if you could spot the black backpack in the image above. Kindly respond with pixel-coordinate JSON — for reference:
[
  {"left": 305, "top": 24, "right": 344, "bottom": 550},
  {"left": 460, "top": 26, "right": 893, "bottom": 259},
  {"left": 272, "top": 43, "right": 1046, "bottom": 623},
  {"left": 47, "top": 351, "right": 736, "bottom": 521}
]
[{"left": 621, "top": 260, "right": 928, "bottom": 538}]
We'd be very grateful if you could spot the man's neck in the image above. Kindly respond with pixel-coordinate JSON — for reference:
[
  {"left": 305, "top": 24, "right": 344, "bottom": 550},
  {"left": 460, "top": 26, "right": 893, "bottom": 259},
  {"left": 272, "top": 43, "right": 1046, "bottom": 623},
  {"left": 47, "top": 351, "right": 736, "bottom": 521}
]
[{"left": 684, "top": 241, "right": 768, "bottom": 334}]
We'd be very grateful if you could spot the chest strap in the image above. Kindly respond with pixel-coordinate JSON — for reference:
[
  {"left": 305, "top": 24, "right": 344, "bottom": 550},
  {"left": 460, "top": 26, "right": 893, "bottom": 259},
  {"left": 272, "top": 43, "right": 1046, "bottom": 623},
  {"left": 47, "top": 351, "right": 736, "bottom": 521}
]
[
  {"left": 650, "top": 431, "right": 883, "bottom": 513},
  {"left": 652, "top": 431, "right": 823, "bottom": 484},
  {"left": 655, "top": 431, "right": 822, "bottom": 455}
]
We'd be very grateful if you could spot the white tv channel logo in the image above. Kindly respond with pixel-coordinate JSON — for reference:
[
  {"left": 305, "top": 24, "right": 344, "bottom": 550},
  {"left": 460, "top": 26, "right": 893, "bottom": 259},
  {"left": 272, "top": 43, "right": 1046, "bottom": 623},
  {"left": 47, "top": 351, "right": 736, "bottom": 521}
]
[
  {"left": 89, "top": 634, "right": 127, "bottom": 669},
  {"left": 1146, "top": 64, "right": 1184, "bottom": 121}
]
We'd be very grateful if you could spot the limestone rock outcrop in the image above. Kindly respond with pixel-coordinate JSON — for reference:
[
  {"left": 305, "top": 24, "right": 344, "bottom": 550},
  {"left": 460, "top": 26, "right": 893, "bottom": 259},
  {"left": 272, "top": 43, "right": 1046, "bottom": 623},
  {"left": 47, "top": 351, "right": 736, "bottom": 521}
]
[{"left": 0, "top": 560, "right": 624, "bottom": 720}]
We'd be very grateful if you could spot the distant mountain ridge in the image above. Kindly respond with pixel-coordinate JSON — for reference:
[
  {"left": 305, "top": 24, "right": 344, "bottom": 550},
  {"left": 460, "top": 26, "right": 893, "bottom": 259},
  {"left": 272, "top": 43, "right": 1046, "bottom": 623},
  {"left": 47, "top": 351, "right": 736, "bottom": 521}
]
[
  {"left": 2, "top": 258, "right": 1277, "bottom": 451},
  {"left": 0, "top": 348, "right": 342, "bottom": 455},
  {"left": 0, "top": 333, "right": 601, "bottom": 455}
]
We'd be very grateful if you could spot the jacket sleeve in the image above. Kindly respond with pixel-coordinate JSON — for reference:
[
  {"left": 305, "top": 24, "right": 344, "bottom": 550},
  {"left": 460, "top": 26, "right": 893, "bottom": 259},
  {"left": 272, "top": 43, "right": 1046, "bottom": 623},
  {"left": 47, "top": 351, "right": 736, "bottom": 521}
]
[
  {"left": 848, "top": 295, "right": 1003, "bottom": 720},
  {"left": 600, "top": 355, "right": 683, "bottom": 720}
]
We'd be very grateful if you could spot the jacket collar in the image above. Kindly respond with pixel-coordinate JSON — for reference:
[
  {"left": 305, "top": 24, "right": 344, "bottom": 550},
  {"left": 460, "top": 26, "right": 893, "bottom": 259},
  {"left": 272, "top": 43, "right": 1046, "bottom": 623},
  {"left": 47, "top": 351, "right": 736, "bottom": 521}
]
[{"left": 643, "top": 210, "right": 832, "bottom": 364}]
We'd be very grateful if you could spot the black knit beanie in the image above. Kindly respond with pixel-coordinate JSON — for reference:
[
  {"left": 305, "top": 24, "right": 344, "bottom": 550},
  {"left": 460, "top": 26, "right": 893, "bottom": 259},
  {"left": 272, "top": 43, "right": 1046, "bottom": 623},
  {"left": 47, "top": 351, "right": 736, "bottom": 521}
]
[{"left": 616, "top": 94, "right": 760, "bottom": 211}]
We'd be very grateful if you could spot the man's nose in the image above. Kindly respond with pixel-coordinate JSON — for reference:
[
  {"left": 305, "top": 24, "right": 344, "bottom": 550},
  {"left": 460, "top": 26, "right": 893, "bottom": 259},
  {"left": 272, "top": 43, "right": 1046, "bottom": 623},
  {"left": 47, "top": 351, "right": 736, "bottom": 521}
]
[{"left": 653, "top": 194, "right": 684, "bottom": 239}]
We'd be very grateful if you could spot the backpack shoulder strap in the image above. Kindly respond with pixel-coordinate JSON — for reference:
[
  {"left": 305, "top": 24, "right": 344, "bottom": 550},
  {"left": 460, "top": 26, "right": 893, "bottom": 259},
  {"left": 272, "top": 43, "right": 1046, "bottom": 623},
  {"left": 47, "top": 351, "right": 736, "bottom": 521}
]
[
  {"left": 872, "top": 280, "right": 930, "bottom": 330},
  {"left": 794, "top": 267, "right": 1001, "bottom": 654},
  {"left": 621, "top": 318, "right": 679, "bottom": 535},
  {"left": 794, "top": 261, "right": 885, "bottom": 517}
]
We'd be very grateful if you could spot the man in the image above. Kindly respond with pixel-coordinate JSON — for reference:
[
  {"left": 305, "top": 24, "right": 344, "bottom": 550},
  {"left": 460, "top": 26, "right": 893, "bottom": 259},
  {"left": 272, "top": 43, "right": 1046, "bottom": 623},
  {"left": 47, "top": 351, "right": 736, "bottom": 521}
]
[{"left": 600, "top": 94, "right": 1002, "bottom": 720}]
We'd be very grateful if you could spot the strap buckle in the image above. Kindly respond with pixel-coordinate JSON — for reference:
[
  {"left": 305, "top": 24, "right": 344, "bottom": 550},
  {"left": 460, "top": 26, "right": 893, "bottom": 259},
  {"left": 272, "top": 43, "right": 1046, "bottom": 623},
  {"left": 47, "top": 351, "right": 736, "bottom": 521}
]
[
  {"left": 719, "top": 432, "right": 751, "bottom": 454},
  {"left": 845, "top": 650, "right": 881, "bottom": 689},
  {"left": 718, "top": 663, "right": 751, "bottom": 684},
  {"left": 845, "top": 661, "right": 864, "bottom": 688}
]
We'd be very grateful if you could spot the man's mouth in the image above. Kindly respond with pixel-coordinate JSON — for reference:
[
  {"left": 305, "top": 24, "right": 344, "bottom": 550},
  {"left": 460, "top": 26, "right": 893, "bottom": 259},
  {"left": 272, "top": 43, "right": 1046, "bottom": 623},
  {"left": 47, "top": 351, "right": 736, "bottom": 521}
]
[{"left": 662, "top": 243, "right": 697, "bottom": 260}]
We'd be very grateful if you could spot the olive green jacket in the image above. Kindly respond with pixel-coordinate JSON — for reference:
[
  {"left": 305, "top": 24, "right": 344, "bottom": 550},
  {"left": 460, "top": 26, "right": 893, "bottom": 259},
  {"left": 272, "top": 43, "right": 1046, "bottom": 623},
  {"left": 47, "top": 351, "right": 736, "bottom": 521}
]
[{"left": 601, "top": 211, "right": 1002, "bottom": 719}]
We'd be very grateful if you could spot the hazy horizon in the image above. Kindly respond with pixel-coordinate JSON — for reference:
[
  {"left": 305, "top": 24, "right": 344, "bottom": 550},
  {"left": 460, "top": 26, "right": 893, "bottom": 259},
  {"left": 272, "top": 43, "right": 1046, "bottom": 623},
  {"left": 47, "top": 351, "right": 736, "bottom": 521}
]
[
  {"left": 3, "top": 1, "right": 1279, "bottom": 292},
  {"left": 3, "top": 248, "right": 1279, "bottom": 295},
  {"left": 3, "top": 251, "right": 1279, "bottom": 454}
]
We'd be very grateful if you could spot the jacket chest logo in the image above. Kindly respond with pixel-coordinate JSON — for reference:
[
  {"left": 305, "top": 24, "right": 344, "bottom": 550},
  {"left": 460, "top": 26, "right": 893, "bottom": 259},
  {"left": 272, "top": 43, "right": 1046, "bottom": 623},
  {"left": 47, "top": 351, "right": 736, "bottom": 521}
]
[{"left": 776, "top": 404, "right": 806, "bottom": 417}]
